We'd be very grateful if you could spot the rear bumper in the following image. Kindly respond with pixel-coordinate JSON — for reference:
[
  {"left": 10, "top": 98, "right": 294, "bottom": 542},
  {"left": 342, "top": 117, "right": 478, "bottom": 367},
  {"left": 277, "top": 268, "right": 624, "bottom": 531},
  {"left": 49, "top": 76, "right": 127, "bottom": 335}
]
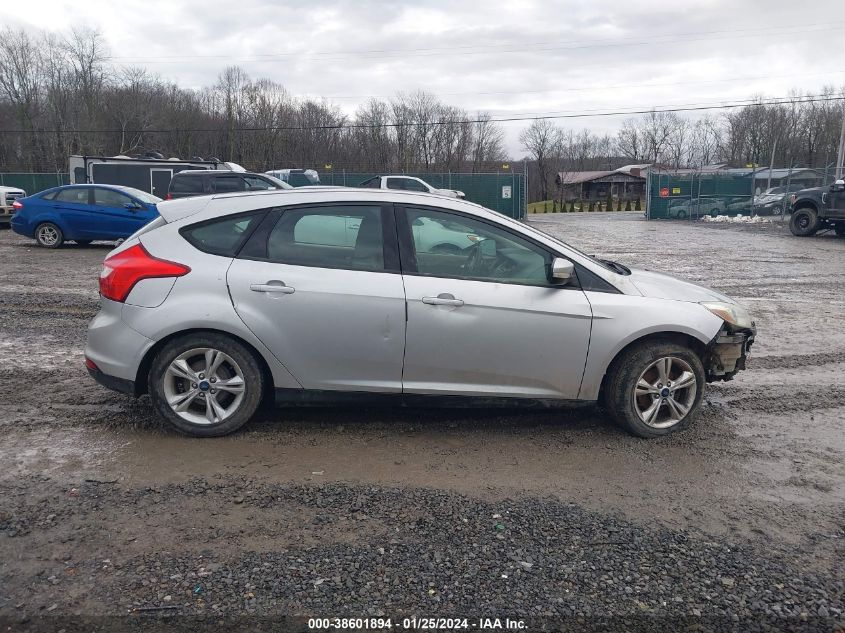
[{"left": 87, "top": 366, "right": 136, "bottom": 396}]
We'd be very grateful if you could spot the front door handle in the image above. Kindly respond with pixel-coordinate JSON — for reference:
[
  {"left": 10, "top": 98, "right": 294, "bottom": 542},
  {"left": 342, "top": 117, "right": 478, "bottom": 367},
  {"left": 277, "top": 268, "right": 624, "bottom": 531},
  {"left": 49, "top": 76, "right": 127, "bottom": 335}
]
[
  {"left": 422, "top": 293, "right": 464, "bottom": 307},
  {"left": 250, "top": 281, "right": 295, "bottom": 294}
]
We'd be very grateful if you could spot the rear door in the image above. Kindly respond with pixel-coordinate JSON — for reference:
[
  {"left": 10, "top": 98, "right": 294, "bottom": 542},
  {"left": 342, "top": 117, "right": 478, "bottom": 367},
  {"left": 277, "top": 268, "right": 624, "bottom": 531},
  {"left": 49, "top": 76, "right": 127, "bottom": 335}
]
[
  {"left": 52, "top": 187, "right": 95, "bottom": 237},
  {"left": 397, "top": 205, "right": 593, "bottom": 399},
  {"left": 226, "top": 203, "right": 407, "bottom": 392}
]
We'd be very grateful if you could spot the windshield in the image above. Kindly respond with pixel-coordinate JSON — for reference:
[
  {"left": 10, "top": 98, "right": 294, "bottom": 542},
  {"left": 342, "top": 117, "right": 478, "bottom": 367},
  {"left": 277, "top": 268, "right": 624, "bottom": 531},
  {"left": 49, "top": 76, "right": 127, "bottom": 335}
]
[{"left": 118, "top": 186, "right": 162, "bottom": 203}]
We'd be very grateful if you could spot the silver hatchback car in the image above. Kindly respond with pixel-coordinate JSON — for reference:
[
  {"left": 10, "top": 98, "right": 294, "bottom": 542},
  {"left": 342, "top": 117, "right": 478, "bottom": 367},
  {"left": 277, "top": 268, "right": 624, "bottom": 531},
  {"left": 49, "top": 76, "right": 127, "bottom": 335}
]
[{"left": 85, "top": 188, "right": 755, "bottom": 438}]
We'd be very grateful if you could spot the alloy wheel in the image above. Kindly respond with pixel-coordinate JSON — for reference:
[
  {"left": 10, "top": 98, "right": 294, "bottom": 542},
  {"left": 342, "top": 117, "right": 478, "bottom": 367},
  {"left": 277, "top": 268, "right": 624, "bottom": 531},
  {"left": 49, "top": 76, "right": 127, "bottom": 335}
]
[
  {"left": 162, "top": 347, "right": 246, "bottom": 425},
  {"left": 37, "top": 225, "right": 59, "bottom": 246},
  {"left": 633, "top": 356, "right": 698, "bottom": 429}
]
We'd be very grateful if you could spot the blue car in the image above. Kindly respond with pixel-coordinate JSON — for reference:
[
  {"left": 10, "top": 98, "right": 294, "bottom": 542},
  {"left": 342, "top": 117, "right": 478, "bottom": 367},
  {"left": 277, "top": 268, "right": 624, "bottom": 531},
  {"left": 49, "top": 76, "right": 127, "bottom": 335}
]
[{"left": 11, "top": 184, "right": 161, "bottom": 248}]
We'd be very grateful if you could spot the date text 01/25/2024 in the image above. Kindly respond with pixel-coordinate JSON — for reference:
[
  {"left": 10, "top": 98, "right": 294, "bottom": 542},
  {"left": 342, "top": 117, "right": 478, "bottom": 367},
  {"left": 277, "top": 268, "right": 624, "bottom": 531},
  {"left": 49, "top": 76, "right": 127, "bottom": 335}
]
[{"left": 307, "top": 617, "right": 527, "bottom": 630}]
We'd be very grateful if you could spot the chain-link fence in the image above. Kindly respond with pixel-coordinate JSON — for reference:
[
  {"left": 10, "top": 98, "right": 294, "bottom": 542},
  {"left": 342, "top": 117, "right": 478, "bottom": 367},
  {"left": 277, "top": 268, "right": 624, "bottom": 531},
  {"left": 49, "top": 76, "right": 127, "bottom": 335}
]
[{"left": 646, "top": 166, "right": 841, "bottom": 221}]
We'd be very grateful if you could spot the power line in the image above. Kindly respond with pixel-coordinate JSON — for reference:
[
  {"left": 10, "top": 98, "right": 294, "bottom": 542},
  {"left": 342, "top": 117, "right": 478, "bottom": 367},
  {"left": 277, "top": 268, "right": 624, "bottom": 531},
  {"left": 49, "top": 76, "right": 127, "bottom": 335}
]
[
  {"left": 306, "top": 70, "right": 845, "bottom": 101},
  {"left": 110, "top": 20, "right": 845, "bottom": 63},
  {"left": 1, "top": 94, "right": 842, "bottom": 135}
]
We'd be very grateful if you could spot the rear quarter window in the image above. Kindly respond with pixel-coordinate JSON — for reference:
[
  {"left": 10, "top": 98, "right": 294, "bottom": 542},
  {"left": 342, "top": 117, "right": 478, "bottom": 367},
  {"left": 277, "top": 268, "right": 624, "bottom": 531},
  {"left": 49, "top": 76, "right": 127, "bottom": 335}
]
[
  {"left": 180, "top": 212, "right": 266, "bottom": 256},
  {"left": 170, "top": 175, "right": 205, "bottom": 194}
]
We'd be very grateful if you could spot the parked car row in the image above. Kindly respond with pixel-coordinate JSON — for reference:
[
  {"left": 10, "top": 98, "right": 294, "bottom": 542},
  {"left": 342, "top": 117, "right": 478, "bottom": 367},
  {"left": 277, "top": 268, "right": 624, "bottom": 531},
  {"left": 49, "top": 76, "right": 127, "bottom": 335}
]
[{"left": 7, "top": 169, "right": 468, "bottom": 247}]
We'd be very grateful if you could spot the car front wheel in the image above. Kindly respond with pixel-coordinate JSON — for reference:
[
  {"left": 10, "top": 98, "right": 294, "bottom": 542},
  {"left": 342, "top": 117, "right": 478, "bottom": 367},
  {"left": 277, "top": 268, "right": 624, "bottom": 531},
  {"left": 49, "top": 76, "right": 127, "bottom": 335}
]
[
  {"left": 790, "top": 208, "right": 818, "bottom": 236},
  {"left": 603, "top": 341, "right": 705, "bottom": 438},
  {"left": 148, "top": 333, "right": 264, "bottom": 437},
  {"left": 35, "top": 222, "right": 64, "bottom": 248}
]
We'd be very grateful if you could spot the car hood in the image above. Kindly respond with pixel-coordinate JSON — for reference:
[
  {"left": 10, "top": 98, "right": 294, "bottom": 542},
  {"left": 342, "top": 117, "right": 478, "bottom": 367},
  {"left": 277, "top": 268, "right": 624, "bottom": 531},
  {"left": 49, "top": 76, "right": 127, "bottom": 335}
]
[{"left": 627, "top": 267, "right": 734, "bottom": 303}]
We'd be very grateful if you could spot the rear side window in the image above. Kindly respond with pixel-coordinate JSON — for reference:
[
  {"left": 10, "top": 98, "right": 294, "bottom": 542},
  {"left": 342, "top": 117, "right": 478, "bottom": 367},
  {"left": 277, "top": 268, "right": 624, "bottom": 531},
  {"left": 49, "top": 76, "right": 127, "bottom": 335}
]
[
  {"left": 212, "top": 176, "right": 245, "bottom": 193},
  {"left": 265, "top": 205, "right": 385, "bottom": 271},
  {"left": 181, "top": 212, "right": 265, "bottom": 256},
  {"left": 55, "top": 188, "right": 90, "bottom": 204},
  {"left": 170, "top": 175, "right": 204, "bottom": 194}
]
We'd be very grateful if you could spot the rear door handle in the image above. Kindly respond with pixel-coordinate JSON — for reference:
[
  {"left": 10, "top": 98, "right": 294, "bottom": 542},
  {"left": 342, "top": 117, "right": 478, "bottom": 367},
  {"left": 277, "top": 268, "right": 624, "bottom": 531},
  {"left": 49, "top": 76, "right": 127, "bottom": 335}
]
[
  {"left": 422, "top": 293, "right": 464, "bottom": 307},
  {"left": 250, "top": 281, "right": 295, "bottom": 294}
]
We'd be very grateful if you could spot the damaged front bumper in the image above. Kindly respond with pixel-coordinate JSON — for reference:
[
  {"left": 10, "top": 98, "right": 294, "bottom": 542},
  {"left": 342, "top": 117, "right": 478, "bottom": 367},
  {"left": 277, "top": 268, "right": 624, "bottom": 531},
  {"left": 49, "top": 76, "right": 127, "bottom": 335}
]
[{"left": 705, "top": 323, "right": 756, "bottom": 381}]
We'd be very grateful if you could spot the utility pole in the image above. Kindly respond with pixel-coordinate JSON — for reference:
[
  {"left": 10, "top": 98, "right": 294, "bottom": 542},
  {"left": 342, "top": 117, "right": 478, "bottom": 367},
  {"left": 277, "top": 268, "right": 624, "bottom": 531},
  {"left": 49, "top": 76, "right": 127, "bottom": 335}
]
[
  {"left": 836, "top": 104, "right": 845, "bottom": 180},
  {"left": 767, "top": 136, "right": 778, "bottom": 191}
]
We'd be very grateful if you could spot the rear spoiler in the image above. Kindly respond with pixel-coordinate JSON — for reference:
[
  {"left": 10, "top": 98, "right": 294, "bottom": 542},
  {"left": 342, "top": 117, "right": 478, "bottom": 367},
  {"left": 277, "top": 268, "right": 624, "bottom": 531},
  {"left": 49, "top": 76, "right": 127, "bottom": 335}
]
[{"left": 156, "top": 197, "right": 213, "bottom": 223}]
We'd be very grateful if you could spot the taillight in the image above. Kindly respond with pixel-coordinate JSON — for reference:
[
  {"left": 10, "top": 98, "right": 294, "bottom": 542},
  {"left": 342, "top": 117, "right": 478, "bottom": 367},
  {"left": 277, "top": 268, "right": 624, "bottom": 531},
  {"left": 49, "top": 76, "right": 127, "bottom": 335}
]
[
  {"left": 99, "top": 243, "right": 190, "bottom": 303},
  {"left": 12, "top": 200, "right": 23, "bottom": 210},
  {"left": 165, "top": 193, "right": 173, "bottom": 200},
  {"left": 85, "top": 357, "right": 99, "bottom": 372}
]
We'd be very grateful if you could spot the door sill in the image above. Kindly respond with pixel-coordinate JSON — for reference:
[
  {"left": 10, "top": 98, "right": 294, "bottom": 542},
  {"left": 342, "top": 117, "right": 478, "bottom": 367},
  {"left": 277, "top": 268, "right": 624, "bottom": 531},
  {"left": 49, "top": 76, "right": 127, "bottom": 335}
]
[{"left": 274, "top": 388, "right": 591, "bottom": 409}]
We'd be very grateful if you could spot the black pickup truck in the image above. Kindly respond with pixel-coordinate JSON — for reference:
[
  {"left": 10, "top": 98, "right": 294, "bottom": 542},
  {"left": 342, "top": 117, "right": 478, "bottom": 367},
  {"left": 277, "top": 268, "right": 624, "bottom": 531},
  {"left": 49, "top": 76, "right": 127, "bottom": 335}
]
[{"left": 789, "top": 178, "right": 845, "bottom": 236}]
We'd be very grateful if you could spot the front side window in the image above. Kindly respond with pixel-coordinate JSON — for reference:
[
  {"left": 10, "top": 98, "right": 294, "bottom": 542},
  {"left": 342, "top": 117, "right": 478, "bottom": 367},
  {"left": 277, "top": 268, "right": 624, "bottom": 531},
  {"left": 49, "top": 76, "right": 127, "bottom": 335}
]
[
  {"left": 265, "top": 205, "right": 384, "bottom": 271},
  {"left": 181, "top": 212, "right": 265, "bottom": 256},
  {"left": 94, "top": 188, "right": 134, "bottom": 208},
  {"left": 55, "top": 188, "right": 90, "bottom": 204},
  {"left": 404, "top": 207, "right": 551, "bottom": 285}
]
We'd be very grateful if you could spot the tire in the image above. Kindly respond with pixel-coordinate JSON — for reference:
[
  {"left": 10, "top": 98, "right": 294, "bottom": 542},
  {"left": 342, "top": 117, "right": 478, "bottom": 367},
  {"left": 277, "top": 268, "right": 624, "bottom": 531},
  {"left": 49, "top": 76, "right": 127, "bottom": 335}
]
[
  {"left": 790, "top": 207, "right": 819, "bottom": 236},
  {"left": 834, "top": 224, "right": 845, "bottom": 237},
  {"left": 148, "top": 332, "right": 265, "bottom": 437},
  {"left": 710, "top": 208, "right": 719, "bottom": 217},
  {"left": 676, "top": 210, "right": 687, "bottom": 219},
  {"left": 35, "top": 222, "right": 64, "bottom": 248},
  {"left": 75, "top": 239, "right": 92, "bottom": 246},
  {"left": 602, "top": 341, "right": 706, "bottom": 438}
]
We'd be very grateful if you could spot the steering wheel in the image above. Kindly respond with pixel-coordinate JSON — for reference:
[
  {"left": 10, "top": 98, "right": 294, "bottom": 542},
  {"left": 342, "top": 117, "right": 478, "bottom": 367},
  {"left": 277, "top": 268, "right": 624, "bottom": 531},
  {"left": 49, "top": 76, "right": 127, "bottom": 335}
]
[{"left": 460, "top": 242, "right": 484, "bottom": 275}]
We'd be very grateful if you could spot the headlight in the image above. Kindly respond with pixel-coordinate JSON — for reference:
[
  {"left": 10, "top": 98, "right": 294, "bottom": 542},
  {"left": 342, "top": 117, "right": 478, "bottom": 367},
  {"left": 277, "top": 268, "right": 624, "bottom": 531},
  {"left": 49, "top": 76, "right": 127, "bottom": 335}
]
[{"left": 701, "top": 301, "right": 753, "bottom": 329}]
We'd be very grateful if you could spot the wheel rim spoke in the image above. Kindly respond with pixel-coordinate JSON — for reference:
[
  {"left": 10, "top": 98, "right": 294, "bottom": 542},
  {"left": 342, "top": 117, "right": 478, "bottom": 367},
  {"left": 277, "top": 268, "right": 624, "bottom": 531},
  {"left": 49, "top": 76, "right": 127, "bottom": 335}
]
[
  {"left": 215, "top": 375, "right": 244, "bottom": 394},
  {"left": 204, "top": 349, "right": 224, "bottom": 378},
  {"left": 168, "top": 389, "right": 199, "bottom": 412},
  {"left": 167, "top": 359, "right": 196, "bottom": 382},
  {"left": 205, "top": 394, "right": 227, "bottom": 423},
  {"left": 636, "top": 378, "right": 658, "bottom": 395},
  {"left": 642, "top": 399, "right": 662, "bottom": 425},
  {"left": 666, "top": 397, "right": 688, "bottom": 420},
  {"left": 656, "top": 357, "right": 671, "bottom": 384},
  {"left": 673, "top": 371, "right": 695, "bottom": 390}
]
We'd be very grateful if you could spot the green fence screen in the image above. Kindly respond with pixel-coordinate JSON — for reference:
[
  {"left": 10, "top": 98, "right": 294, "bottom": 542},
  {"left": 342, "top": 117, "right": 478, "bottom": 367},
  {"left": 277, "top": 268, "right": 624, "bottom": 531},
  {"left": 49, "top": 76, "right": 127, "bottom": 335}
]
[
  {"left": 0, "top": 173, "right": 69, "bottom": 194},
  {"left": 319, "top": 172, "right": 526, "bottom": 219},
  {"left": 0, "top": 171, "right": 526, "bottom": 219}
]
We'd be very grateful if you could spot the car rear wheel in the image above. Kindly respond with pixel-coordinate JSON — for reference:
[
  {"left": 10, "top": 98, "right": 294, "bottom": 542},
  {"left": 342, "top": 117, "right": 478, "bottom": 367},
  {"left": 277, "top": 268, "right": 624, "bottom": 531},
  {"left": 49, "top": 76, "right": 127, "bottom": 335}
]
[
  {"left": 790, "top": 207, "right": 818, "bottom": 236},
  {"left": 148, "top": 333, "right": 264, "bottom": 437},
  {"left": 834, "top": 224, "right": 845, "bottom": 237},
  {"left": 35, "top": 222, "right": 64, "bottom": 248},
  {"left": 602, "top": 341, "right": 705, "bottom": 438}
]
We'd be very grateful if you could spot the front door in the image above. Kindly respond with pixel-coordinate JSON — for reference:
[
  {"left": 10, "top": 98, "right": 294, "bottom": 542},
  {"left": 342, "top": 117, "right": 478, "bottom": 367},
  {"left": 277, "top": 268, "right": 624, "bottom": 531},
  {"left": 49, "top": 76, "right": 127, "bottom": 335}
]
[
  {"left": 150, "top": 169, "right": 173, "bottom": 198},
  {"left": 398, "top": 205, "right": 593, "bottom": 399},
  {"left": 829, "top": 182, "right": 845, "bottom": 218},
  {"left": 227, "top": 203, "right": 407, "bottom": 392},
  {"left": 91, "top": 187, "right": 156, "bottom": 238}
]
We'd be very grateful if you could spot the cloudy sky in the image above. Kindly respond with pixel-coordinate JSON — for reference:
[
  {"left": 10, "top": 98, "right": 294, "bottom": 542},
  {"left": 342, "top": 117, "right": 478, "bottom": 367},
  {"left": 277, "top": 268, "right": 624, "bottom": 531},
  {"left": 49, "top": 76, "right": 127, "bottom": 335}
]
[{"left": 3, "top": 0, "right": 844, "bottom": 154}]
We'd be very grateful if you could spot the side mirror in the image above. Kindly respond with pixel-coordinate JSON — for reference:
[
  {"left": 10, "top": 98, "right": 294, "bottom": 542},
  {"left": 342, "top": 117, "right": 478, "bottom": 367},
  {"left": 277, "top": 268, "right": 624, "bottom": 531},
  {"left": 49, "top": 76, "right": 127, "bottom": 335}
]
[
  {"left": 551, "top": 257, "right": 575, "bottom": 284},
  {"left": 124, "top": 202, "right": 141, "bottom": 211}
]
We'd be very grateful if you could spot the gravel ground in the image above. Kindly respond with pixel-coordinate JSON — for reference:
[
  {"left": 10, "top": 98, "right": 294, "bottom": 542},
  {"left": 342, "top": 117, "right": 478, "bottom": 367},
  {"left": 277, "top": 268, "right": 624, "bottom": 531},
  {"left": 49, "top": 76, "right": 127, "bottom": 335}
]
[{"left": 0, "top": 213, "right": 843, "bottom": 631}]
